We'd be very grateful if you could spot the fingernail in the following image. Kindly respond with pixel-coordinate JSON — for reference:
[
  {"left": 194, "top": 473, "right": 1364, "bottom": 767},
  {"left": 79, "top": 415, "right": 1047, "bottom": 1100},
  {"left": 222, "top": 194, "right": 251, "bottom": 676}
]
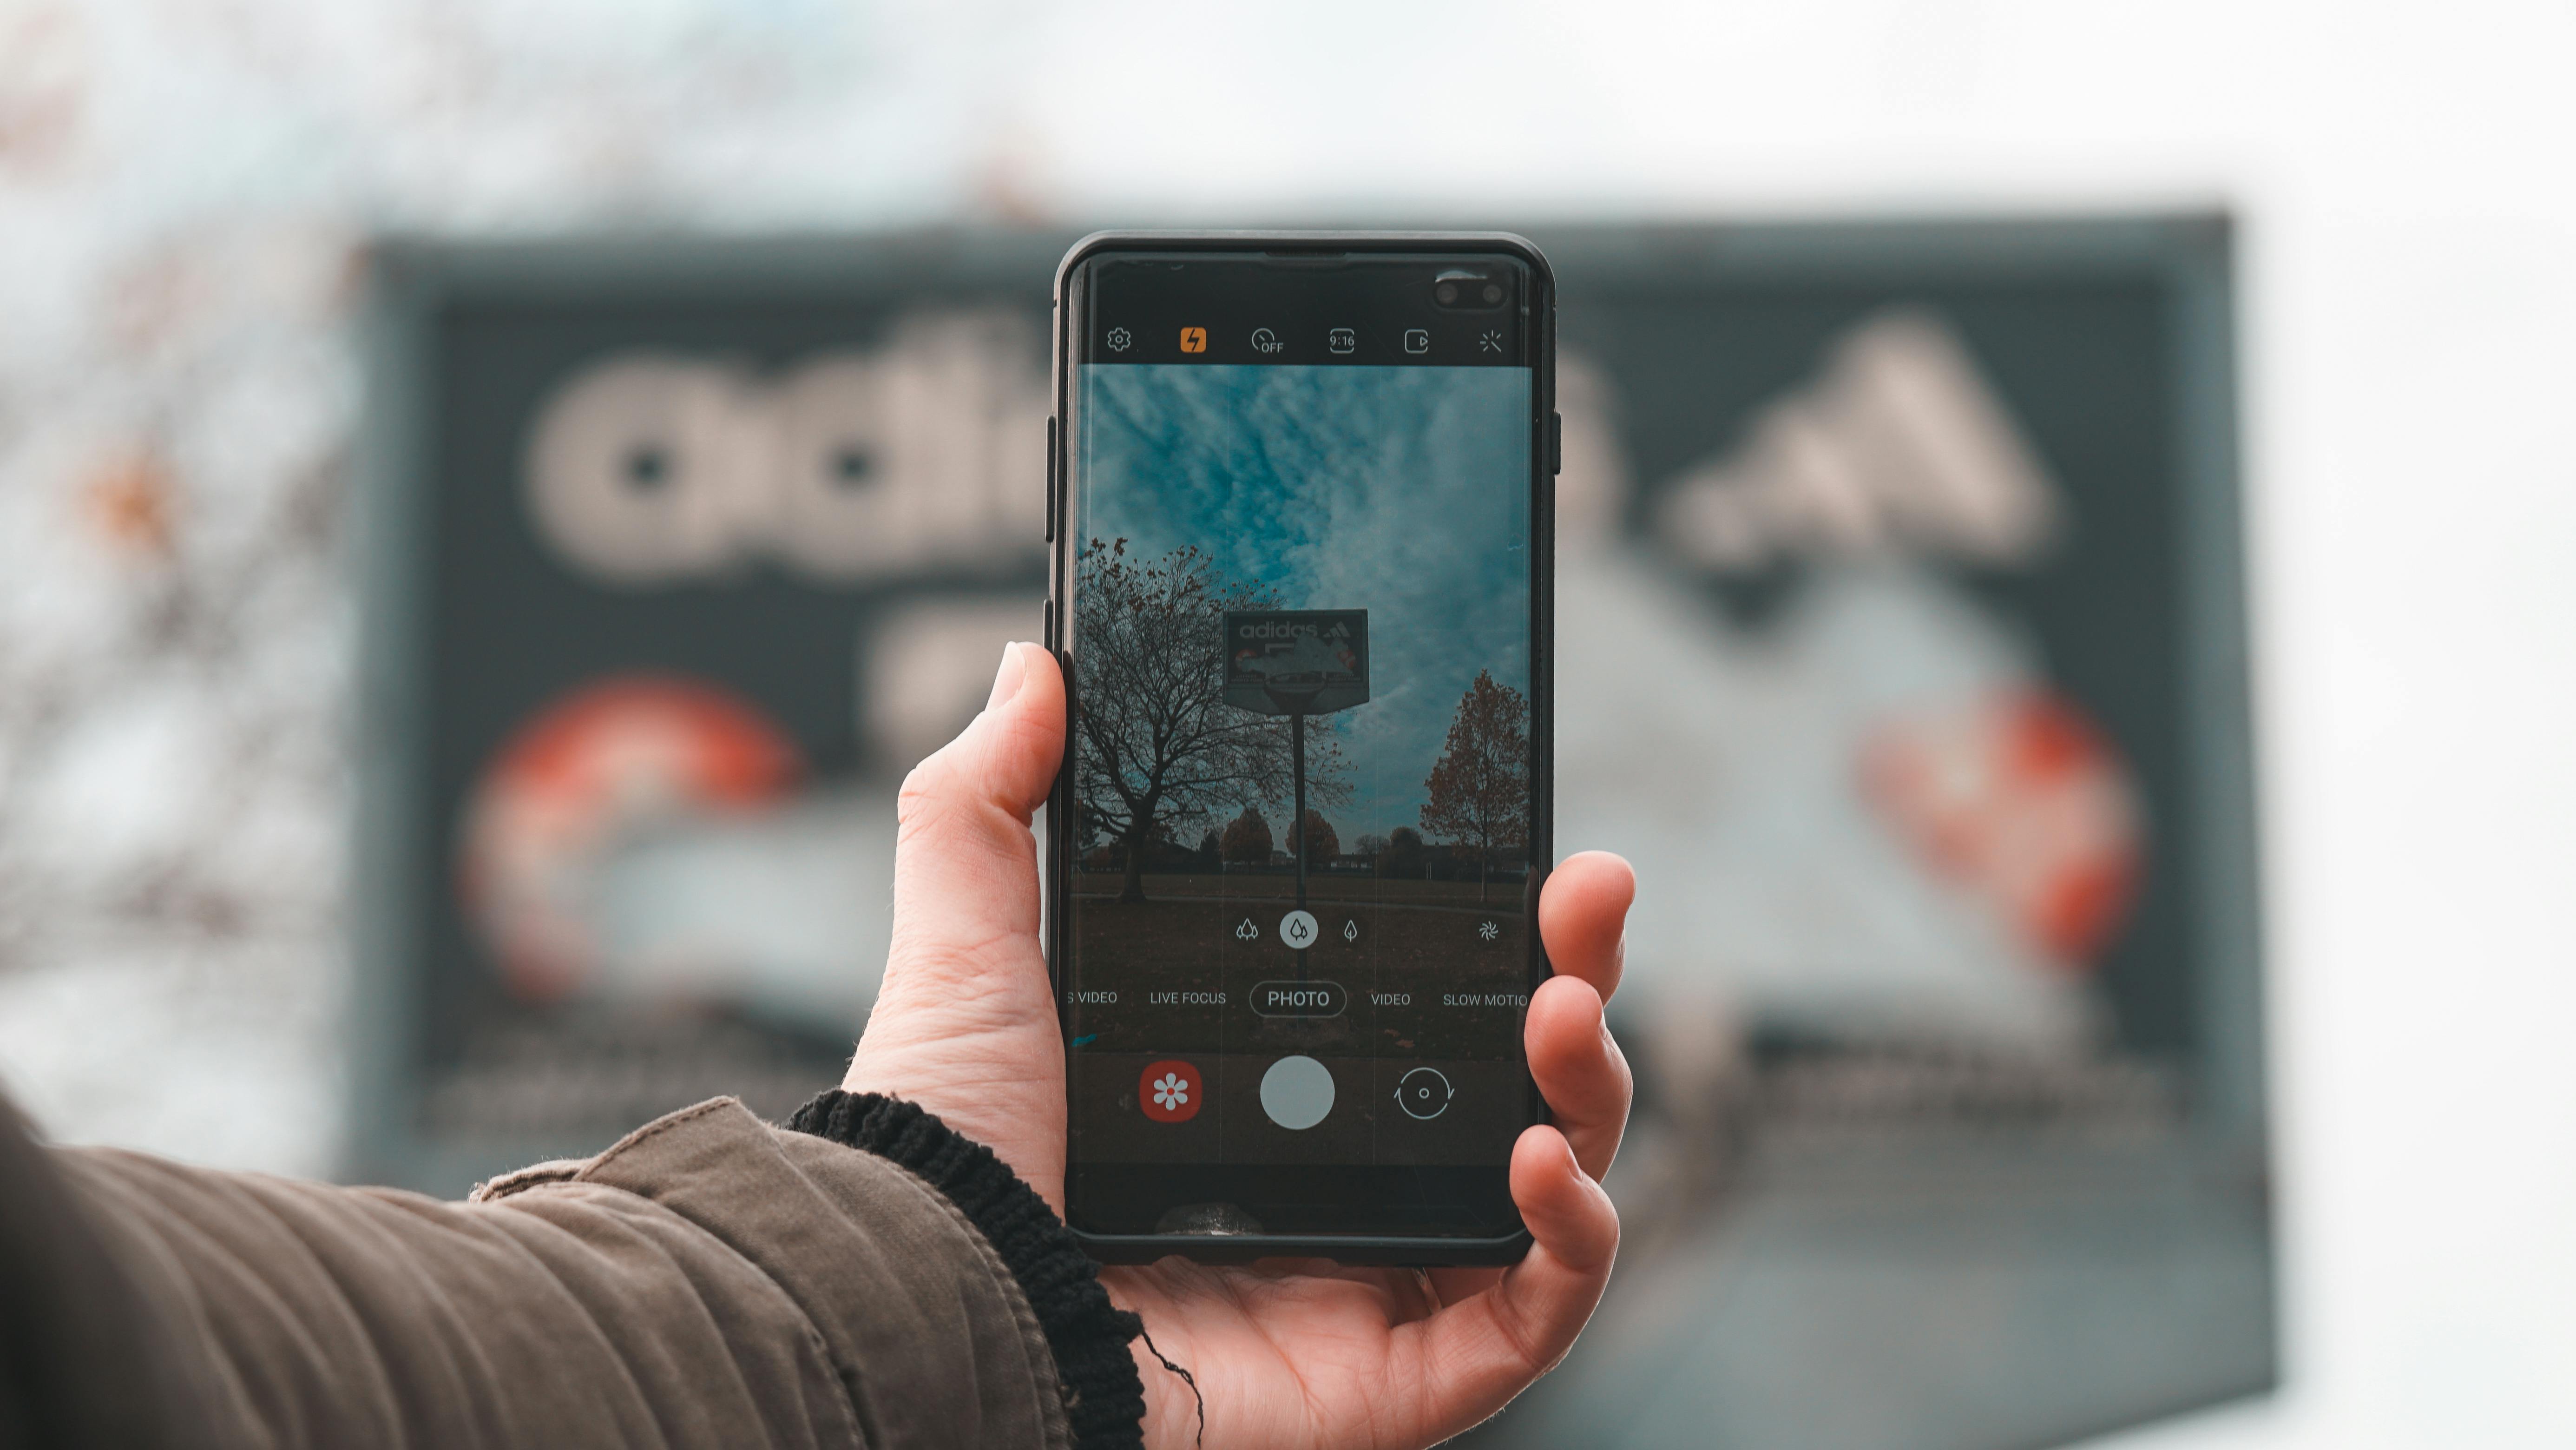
[{"left": 986, "top": 642, "right": 1031, "bottom": 712}]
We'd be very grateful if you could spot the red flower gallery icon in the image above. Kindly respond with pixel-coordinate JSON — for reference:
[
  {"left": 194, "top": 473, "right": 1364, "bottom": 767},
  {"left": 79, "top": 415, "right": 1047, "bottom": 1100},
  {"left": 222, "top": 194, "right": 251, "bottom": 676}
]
[{"left": 1139, "top": 1060, "right": 1203, "bottom": 1123}]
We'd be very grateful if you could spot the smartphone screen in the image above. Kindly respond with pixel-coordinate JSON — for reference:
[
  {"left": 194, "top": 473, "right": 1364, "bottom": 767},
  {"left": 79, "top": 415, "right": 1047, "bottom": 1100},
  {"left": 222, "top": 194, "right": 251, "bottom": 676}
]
[{"left": 1050, "top": 242, "right": 1553, "bottom": 1253}]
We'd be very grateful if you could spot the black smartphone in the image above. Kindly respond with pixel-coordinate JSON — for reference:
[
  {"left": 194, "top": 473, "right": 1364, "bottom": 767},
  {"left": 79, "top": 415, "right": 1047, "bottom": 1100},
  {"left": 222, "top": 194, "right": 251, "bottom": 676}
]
[{"left": 1044, "top": 232, "right": 1557, "bottom": 1265}]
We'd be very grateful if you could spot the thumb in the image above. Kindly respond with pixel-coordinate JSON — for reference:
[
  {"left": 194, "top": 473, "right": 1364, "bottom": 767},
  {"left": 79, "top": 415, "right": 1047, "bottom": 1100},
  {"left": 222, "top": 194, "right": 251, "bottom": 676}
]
[
  {"left": 882, "top": 639, "right": 1064, "bottom": 981},
  {"left": 847, "top": 642, "right": 1068, "bottom": 1192}
]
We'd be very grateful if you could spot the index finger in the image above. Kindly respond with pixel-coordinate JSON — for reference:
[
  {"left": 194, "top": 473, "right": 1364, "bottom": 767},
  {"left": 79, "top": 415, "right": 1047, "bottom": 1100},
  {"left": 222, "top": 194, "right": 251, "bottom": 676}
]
[{"left": 1538, "top": 851, "right": 1635, "bottom": 1004}]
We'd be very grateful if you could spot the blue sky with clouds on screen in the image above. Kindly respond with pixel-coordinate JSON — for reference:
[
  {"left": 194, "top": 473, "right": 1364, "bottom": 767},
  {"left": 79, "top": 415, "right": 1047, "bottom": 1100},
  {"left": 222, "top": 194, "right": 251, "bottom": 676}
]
[{"left": 1078, "top": 363, "right": 1530, "bottom": 842}]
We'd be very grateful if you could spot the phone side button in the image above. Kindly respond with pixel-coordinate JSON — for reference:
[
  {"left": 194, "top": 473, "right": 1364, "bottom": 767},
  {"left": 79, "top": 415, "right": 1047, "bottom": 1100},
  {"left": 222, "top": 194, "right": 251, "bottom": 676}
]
[
  {"left": 1045, "top": 416, "right": 1059, "bottom": 541},
  {"left": 1044, "top": 597, "right": 1056, "bottom": 648},
  {"left": 1550, "top": 410, "right": 1563, "bottom": 475}
]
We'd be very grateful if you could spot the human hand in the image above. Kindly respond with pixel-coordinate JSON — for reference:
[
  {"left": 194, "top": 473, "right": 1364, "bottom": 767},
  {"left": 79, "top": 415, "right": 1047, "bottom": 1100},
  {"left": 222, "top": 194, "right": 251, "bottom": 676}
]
[{"left": 846, "top": 642, "right": 1636, "bottom": 1449}]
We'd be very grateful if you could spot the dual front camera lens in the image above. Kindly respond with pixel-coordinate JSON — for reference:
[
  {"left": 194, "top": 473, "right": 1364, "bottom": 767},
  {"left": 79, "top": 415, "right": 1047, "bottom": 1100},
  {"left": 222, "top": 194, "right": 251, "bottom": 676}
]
[{"left": 1433, "top": 273, "right": 1509, "bottom": 310}]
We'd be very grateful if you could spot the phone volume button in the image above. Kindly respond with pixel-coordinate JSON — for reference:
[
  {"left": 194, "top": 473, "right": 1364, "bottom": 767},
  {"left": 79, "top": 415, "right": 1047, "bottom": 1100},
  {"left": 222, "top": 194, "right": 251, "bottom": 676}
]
[
  {"left": 1045, "top": 416, "right": 1059, "bottom": 542},
  {"left": 1550, "top": 410, "right": 1563, "bottom": 476}
]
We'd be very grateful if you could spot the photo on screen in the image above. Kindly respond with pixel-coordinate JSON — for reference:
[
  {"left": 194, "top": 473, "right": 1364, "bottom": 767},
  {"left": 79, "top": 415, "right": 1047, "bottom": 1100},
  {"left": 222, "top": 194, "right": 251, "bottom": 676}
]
[{"left": 1066, "top": 362, "right": 1537, "bottom": 1168}]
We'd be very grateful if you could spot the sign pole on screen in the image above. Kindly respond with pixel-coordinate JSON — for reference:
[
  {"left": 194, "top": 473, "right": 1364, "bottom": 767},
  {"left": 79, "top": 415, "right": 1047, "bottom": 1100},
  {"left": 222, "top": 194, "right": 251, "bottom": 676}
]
[{"left": 1221, "top": 609, "right": 1371, "bottom": 920}]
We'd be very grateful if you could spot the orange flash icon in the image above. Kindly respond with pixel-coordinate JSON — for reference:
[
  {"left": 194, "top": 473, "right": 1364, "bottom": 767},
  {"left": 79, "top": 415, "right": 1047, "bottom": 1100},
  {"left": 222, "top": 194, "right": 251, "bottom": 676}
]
[{"left": 1179, "top": 326, "right": 1208, "bottom": 353}]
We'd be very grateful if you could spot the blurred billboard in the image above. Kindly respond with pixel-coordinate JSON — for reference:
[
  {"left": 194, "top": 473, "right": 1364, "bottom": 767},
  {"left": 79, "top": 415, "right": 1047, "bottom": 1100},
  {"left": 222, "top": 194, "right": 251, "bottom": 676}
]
[
  {"left": 355, "top": 218, "right": 2266, "bottom": 1446},
  {"left": 1470, "top": 218, "right": 2269, "bottom": 1450}
]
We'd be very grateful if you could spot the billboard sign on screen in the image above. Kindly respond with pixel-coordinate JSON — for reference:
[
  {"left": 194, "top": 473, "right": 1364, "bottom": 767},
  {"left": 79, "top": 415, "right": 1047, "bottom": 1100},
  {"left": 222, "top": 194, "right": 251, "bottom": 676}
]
[{"left": 1221, "top": 610, "right": 1371, "bottom": 717}]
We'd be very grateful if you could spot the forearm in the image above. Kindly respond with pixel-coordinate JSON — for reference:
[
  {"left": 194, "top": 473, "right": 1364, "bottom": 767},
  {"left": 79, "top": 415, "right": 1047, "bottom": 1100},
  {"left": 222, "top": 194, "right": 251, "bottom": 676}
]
[{"left": 42, "top": 1096, "right": 1108, "bottom": 1449}]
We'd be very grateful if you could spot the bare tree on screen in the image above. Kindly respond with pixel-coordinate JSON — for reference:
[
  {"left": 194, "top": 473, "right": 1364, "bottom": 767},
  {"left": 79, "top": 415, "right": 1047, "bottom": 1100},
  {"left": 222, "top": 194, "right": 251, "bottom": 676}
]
[{"left": 1072, "top": 538, "right": 1346, "bottom": 903}]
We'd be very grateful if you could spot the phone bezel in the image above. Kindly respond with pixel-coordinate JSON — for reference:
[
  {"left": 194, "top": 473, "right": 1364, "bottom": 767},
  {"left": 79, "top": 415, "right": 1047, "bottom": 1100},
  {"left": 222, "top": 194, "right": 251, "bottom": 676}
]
[{"left": 1045, "top": 231, "right": 1559, "bottom": 1266}]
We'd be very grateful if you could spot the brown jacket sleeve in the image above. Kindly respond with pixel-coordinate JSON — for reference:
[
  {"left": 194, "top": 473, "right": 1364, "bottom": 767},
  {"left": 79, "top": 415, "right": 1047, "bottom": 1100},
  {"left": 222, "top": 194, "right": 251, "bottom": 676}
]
[{"left": 40, "top": 1097, "right": 1080, "bottom": 1450}]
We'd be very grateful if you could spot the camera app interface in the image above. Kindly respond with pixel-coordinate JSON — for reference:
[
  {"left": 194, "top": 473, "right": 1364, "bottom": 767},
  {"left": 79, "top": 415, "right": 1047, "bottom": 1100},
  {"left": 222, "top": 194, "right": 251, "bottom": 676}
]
[{"left": 1066, "top": 314, "right": 1536, "bottom": 1173}]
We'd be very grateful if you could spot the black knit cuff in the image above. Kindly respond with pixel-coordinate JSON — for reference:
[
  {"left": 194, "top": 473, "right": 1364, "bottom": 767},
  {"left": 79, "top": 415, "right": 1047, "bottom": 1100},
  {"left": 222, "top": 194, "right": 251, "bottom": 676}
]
[{"left": 785, "top": 1090, "right": 1145, "bottom": 1450}]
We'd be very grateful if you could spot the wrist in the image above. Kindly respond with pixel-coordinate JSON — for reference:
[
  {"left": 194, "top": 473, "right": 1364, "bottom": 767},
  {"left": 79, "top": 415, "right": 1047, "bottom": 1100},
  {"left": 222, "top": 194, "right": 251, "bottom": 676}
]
[
  {"left": 840, "top": 1036, "right": 1066, "bottom": 1208},
  {"left": 788, "top": 1089, "right": 1142, "bottom": 1450}
]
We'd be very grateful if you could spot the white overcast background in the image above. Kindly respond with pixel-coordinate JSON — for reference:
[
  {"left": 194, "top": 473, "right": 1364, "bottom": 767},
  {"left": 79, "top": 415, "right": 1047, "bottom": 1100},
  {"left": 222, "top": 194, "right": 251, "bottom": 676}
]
[{"left": 0, "top": 0, "right": 2570, "bottom": 1443}]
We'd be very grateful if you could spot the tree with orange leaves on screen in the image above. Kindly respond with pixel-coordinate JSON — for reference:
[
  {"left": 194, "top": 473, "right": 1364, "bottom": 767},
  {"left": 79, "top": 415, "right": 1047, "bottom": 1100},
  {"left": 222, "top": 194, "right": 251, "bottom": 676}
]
[{"left": 1420, "top": 670, "right": 1530, "bottom": 902}]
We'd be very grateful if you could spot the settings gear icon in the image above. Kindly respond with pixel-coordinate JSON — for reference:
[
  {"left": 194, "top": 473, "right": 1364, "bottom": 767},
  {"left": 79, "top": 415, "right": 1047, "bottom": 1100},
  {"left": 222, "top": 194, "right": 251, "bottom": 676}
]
[{"left": 1105, "top": 326, "right": 1133, "bottom": 352}]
